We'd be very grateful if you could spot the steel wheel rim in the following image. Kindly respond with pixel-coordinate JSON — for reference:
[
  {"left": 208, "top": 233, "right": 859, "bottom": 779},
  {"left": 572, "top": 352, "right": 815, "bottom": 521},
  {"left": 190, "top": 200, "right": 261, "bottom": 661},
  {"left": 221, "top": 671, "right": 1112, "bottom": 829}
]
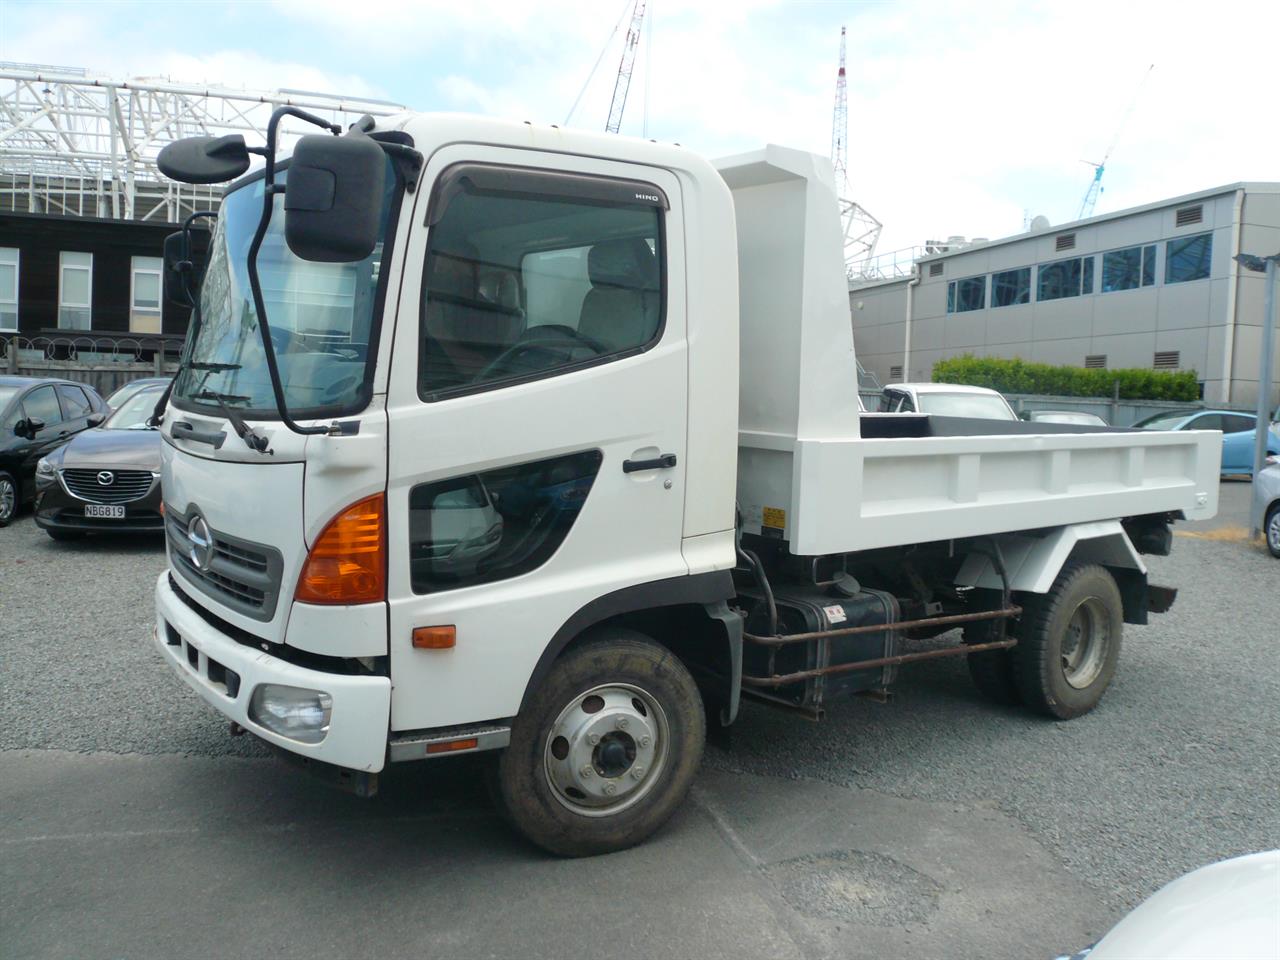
[
  {"left": 1061, "top": 597, "right": 1111, "bottom": 689},
  {"left": 543, "top": 682, "right": 670, "bottom": 818},
  {"left": 1268, "top": 510, "right": 1280, "bottom": 553},
  {"left": 0, "top": 478, "right": 14, "bottom": 520}
]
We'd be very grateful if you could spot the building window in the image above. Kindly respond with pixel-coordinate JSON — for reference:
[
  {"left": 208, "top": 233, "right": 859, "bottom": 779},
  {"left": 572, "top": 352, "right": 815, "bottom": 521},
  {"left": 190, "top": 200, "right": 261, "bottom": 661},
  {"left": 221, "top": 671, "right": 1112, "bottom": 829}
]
[
  {"left": 991, "top": 267, "right": 1031, "bottom": 307},
  {"left": 130, "top": 256, "right": 164, "bottom": 334},
  {"left": 58, "top": 251, "right": 93, "bottom": 329},
  {"left": 1037, "top": 257, "right": 1086, "bottom": 301},
  {"left": 0, "top": 248, "right": 17, "bottom": 331},
  {"left": 1082, "top": 257, "right": 1094, "bottom": 294},
  {"left": 1100, "top": 244, "right": 1157, "bottom": 293},
  {"left": 946, "top": 275, "right": 985, "bottom": 313},
  {"left": 1165, "top": 232, "right": 1212, "bottom": 284}
]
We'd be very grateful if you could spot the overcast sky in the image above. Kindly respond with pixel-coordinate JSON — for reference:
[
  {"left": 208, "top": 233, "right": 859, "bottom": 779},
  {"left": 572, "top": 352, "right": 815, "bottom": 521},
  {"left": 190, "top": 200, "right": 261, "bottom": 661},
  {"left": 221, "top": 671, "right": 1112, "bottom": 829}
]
[{"left": 4, "top": 0, "right": 1277, "bottom": 252}]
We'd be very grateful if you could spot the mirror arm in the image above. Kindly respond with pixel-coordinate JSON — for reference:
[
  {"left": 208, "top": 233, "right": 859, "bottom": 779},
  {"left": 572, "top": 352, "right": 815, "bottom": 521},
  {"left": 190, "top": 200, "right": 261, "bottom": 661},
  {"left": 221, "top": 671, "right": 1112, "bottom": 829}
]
[
  {"left": 243, "top": 106, "right": 342, "bottom": 440},
  {"left": 151, "top": 210, "right": 219, "bottom": 428},
  {"left": 377, "top": 141, "right": 423, "bottom": 193}
]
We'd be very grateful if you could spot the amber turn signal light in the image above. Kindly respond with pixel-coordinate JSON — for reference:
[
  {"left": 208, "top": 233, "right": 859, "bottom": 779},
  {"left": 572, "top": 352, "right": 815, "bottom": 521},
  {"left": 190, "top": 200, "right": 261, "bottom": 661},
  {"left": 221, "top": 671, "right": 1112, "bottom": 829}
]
[
  {"left": 295, "top": 493, "right": 386, "bottom": 604},
  {"left": 412, "top": 626, "right": 456, "bottom": 649}
]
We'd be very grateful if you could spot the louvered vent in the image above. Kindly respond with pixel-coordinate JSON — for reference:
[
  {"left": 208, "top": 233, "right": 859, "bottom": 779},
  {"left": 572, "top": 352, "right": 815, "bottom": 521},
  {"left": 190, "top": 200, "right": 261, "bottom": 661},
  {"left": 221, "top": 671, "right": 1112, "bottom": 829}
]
[
  {"left": 929, "top": 262, "right": 944, "bottom": 277},
  {"left": 1175, "top": 204, "right": 1203, "bottom": 227},
  {"left": 1055, "top": 233, "right": 1076, "bottom": 251},
  {"left": 1084, "top": 355, "right": 1107, "bottom": 369},
  {"left": 1153, "top": 351, "right": 1180, "bottom": 369},
  {"left": 890, "top": 365, "right": 903, "bottom": 380}
]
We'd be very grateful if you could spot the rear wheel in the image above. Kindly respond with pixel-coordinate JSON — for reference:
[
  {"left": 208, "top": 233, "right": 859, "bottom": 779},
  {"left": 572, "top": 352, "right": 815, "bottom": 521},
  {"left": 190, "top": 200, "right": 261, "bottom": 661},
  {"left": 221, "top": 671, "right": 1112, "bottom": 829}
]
[
  {"left": 1266, "top": 503, "right": 1280, "bottom": 558},
  {"left": 496, "top": 628, "right": 705, "bottom": 857},
  {"left": 1014, "top": 563, "right": 1122, "bottom": 719},
  {"left": 0, "top": 471, "right": 17, "bottom": 526}
]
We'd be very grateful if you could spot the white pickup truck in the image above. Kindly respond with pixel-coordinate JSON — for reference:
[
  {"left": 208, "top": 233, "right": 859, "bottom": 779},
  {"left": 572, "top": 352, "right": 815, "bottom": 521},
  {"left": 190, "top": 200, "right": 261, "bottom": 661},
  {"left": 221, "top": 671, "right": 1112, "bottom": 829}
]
[{"left": 149, "top": 111, "right": 1219, "bottom": 856}]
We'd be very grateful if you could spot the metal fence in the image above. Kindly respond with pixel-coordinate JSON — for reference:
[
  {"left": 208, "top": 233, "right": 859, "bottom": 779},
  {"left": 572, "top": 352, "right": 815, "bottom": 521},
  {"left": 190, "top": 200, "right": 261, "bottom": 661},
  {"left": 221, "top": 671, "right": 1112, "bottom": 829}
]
[{"left": 2, "top": 334, "right": 181, "bottom": 397}]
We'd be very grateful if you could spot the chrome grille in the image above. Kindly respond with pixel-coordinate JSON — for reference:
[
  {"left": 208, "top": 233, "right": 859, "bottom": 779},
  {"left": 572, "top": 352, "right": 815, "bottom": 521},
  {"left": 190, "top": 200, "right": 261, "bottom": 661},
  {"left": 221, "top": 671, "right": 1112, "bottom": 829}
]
[
  {"left": 165, "top": 508, "right": 283, "bottom": 621},
  {"left": 62, "top": 468, "right": 155, "bottom": 504}
]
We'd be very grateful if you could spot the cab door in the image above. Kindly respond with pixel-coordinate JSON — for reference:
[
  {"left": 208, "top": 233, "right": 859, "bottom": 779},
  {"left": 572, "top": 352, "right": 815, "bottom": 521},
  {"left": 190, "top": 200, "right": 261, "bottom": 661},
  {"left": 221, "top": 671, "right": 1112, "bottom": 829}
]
[{"left": 384, "top": 146, "right": 689, "bottom": 732}]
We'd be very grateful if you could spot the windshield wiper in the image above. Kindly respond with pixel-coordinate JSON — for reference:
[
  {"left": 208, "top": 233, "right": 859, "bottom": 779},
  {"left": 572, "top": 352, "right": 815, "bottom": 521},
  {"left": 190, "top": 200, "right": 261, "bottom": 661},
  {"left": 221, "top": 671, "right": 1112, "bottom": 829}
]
[
  {"left": 192, "top": 390, "right": 270, "bottom": 454},
  {"left": 188, "top": 361, "right": 242, "bottom": 372}
]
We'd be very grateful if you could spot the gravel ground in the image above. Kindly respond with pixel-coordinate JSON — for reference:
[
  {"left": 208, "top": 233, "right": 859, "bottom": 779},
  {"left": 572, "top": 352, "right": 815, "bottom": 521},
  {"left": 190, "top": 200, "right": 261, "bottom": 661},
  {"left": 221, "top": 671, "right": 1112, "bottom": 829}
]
[{"left": 1, "top": 491, "right": 1277, "bottom": 912}]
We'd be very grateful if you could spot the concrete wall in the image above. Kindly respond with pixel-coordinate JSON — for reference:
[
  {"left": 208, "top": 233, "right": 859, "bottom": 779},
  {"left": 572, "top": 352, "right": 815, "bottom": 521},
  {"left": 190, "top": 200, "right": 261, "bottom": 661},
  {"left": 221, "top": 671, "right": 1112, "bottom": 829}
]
[{"left": 850, "top": 185, "right": 1280, "bottom": 408}]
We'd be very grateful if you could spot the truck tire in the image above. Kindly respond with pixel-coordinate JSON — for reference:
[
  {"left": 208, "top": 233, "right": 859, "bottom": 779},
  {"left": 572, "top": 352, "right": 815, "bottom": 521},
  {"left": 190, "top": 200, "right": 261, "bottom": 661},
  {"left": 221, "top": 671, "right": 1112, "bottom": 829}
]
[
  {"left": 964, "top": 619, "right": 1021, "bottom": 706},
  {"left": 1013, "top": 563, "right": 1122, "bottom": 720},
  {"left": 496, "top": 628, "right": 705, "bottom": 857}
]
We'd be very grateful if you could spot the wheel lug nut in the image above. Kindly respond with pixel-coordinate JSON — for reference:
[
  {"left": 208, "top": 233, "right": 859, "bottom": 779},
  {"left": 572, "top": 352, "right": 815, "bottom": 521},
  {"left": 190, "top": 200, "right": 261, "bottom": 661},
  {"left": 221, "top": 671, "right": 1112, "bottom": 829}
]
[
  {"left": 581, "top": 765, "right": 594, "bottom": 778},
  {"left": 587, "top": 733, "right": 600, "bottom": 745},
  {"left": 631, "top": 766, "right": 645, "bottom": 780},
  {"left": 604, "top": 783, "right": 617, "bottom": 795},
  {"left": 616, "top": 717, "right": 629, "bottom": 730},
  {"left": 638, "top": 735, "right": 651, "bottom": 748}
]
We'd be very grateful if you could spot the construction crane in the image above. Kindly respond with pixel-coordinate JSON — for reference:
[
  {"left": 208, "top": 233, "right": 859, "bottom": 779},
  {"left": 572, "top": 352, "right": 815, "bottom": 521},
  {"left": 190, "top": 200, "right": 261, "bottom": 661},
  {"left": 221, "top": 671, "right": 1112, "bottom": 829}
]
[
  {"left": 605, "top": 0, "right": 647, "bottom": 134},
  {"left": 829, "top": 26, "right": 882, "bottom": 276},
  {"left": 1078, "top": 64, "right": 1154, "bottom": 220}
]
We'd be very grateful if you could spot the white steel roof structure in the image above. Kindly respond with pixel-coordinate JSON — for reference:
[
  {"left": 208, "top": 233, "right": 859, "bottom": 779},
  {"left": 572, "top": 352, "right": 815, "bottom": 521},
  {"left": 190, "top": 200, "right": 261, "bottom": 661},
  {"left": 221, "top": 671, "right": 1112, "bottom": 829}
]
[{"left": 0, "top": 62, "right": 406, "bottom": 223}]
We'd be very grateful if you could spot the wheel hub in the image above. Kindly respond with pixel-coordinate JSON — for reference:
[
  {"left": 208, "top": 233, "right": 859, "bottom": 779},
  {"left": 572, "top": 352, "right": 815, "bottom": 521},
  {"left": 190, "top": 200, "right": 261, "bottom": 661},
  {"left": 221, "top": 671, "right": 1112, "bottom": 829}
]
[
  {"left": 544, "top": 683, "right": 667, "bottom": 817},
  {"left": 1061, "top": 597, "right": 1110, "bottom": 689}
]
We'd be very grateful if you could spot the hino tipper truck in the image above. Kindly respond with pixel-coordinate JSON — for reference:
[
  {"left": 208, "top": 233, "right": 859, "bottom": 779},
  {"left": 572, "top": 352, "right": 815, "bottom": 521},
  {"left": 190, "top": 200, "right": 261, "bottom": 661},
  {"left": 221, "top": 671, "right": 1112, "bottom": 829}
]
[{"left": 150, "top": 110, "right": 1219, "bottom": 855}]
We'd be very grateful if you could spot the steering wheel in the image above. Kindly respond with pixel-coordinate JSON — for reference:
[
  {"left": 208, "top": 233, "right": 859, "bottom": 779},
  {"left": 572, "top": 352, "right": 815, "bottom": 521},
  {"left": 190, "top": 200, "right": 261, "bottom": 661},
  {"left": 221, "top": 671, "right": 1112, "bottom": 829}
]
[{"left": 476, "top": 325, "right": 607, "bottom": 382}]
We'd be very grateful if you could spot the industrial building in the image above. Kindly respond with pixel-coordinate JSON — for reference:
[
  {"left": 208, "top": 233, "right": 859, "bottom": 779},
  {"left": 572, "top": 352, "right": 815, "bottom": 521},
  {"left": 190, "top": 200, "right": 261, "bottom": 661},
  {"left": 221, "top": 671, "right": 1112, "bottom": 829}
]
[
  {"left": 0, "top": 64, "right": 402, "bottom": 340},
  {"left": 849, "top": 183, "right": 1280, "bottom": 407}
]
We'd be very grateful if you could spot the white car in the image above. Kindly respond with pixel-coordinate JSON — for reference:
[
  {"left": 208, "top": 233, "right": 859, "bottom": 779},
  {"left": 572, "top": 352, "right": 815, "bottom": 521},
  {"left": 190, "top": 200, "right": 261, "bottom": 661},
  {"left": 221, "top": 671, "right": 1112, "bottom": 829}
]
[
  {"left": 1057, "top": 850, "right": 1280, "bottom": 959},
  {"left": 878, "top": 382, "right": 1019, "bottom": 420}
]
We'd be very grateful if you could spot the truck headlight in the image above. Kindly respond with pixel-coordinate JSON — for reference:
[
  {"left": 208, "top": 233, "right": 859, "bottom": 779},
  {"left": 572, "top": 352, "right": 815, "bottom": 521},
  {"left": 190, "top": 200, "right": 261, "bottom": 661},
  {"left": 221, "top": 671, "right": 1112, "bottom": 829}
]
[{"left": 248, "top": 684, "right": 332, "bottom": 744}]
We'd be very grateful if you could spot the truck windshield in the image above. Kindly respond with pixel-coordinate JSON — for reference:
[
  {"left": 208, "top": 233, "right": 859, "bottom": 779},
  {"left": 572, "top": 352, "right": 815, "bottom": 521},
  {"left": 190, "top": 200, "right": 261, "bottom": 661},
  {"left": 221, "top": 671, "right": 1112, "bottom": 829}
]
[
  {"left": 918, "top": 393, "right": 1016, "bottom": 420},
  {"left": 172, "top": 158, "right": 398, "bottom": 419}
]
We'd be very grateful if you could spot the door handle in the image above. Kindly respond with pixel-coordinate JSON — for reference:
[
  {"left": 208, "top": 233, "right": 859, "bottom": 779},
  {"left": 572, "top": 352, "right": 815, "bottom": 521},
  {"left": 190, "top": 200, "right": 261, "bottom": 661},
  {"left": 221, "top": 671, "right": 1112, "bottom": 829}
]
[{"left": 623, "top": 453, "right": 677, "bottom": 473}]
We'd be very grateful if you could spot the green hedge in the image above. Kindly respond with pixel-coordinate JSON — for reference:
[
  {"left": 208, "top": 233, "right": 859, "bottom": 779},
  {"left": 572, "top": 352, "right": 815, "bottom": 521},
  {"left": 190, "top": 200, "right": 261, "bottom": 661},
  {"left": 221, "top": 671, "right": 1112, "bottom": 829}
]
[{"left": 931, "top": 355, "right": 1200, "bottom": 401}]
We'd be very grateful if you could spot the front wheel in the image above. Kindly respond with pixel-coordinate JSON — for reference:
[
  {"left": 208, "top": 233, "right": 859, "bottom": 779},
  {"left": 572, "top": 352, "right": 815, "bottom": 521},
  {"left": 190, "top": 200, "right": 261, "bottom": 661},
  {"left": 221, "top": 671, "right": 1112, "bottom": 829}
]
[
  {"left": 0, "top": 471, "right": 17, "bottom": 526},
  {"left": 496, "top": 628, "right": 705, "bottom": 857},
  {"left": 1014, "top": 563, "right": 1123, "bottom": 720},
  {"left": 1266, "top": 503, "right": 1280, "bottom": 559}
]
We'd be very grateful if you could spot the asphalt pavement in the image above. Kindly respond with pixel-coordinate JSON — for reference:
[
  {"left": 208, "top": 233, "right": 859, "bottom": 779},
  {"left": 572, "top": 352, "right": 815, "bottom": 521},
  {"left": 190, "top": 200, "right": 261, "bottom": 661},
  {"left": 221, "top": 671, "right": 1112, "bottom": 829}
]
[{"left": 1, "top": 484, "right": 1277, "bottom": 959}]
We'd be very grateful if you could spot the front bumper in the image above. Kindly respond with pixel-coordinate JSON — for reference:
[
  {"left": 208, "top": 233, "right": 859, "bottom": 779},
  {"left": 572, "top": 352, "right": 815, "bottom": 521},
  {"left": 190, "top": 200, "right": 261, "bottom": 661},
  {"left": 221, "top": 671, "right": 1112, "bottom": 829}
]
[
  {"left": 36, "top": 477, "right": 164, "bottom": 534},
  {"left": 154, "top": 572, "right": 391, "bottom": 772}
]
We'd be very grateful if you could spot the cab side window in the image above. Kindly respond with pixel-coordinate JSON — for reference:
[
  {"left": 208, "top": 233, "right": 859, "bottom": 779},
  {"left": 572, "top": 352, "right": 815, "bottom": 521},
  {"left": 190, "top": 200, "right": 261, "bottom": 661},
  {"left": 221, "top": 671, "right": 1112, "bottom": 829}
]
[
  {"left": 420, "top": 165, "right": 665, "bottom": 401},
  {"left": 21, "top": 386, "right": 62, "bottom": 427}
]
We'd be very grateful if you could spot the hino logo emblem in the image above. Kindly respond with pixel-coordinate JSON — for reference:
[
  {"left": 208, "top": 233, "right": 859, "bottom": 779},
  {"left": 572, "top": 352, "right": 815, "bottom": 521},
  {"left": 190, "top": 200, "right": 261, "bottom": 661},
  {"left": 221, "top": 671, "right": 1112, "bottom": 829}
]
[
  {"left": 187, "top": 515, "right": 213, "bottom": 571},
  {"left": 634, "top": 193, "right": 660, "bottom": 203},
  {"left": 96, "top": 471, "right": 114, "bottom": 486}
]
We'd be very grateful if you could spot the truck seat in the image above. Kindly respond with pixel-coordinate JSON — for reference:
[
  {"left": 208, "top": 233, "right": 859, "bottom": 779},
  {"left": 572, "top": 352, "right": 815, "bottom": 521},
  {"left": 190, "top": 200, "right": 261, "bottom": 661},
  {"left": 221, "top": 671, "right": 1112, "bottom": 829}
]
[{"left": 578, "top": 237, "right": 660, "bottom": 352}]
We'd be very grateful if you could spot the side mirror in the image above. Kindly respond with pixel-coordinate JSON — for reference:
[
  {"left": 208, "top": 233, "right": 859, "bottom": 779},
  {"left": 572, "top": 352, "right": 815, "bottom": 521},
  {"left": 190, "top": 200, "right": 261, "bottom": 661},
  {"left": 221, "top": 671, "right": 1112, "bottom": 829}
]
[
  {"left": 285, "top": 134, "right": 386, "bottom": 263},
  {"left": 164, "top": 232, "right": 194, "bottom": 308},
  {"left": 16, "top": 416, "right": 45, "bottom": 438},
  {"left": 157, "top": 135, "right": 252, "bottom": 184},
  {"left": 87, "top": 413, "right": 106, "bottom": 427}
]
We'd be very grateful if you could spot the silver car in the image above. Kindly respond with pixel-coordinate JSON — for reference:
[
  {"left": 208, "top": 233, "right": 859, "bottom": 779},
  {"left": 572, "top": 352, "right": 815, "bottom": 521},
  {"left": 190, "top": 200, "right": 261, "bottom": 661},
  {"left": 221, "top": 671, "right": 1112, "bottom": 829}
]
[{"left": 1251, "top": 459, "right": 1280, "bottom": 558}]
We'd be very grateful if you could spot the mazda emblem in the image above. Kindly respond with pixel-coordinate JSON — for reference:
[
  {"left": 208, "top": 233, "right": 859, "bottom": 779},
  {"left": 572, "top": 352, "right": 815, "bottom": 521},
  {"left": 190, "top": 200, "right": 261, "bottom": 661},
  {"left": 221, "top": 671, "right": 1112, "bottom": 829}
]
[
  {"left": 187, "top": 515, "right": 213, "bottom": 571},
  {"left": 97, "top": 471, "right": 115, "bottom": 486}
]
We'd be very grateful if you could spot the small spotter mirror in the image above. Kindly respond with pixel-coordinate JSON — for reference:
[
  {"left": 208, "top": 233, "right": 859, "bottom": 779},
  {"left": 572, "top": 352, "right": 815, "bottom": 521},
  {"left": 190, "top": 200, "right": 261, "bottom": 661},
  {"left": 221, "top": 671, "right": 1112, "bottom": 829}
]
[
  {"left": 163, "top": 232, "right": 194, "bottom": 308},
  {"left": 285, "top": 134, "right": 386, "bottom": 263},
  {"left": 157, "top": 135, "right": 252, "bottom": 184}
]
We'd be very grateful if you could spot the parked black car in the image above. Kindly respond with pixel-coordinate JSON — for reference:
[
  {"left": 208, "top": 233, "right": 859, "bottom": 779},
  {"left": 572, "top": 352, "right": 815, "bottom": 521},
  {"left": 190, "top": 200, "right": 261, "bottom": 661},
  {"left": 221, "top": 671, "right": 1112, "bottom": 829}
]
[
  {"left": 34, "top": 383, "right": 167, "bottom": 539},
  {"left": 0, "top": 376, "right": 108, "bottom": 526}
]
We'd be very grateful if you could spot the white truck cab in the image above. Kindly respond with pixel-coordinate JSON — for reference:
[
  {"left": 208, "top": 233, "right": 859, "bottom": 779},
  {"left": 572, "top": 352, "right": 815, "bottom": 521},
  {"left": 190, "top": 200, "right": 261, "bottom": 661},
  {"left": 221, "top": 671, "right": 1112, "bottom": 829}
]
[{"left": 151, "top": 111, "right": 1219, "bottom": 855}]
